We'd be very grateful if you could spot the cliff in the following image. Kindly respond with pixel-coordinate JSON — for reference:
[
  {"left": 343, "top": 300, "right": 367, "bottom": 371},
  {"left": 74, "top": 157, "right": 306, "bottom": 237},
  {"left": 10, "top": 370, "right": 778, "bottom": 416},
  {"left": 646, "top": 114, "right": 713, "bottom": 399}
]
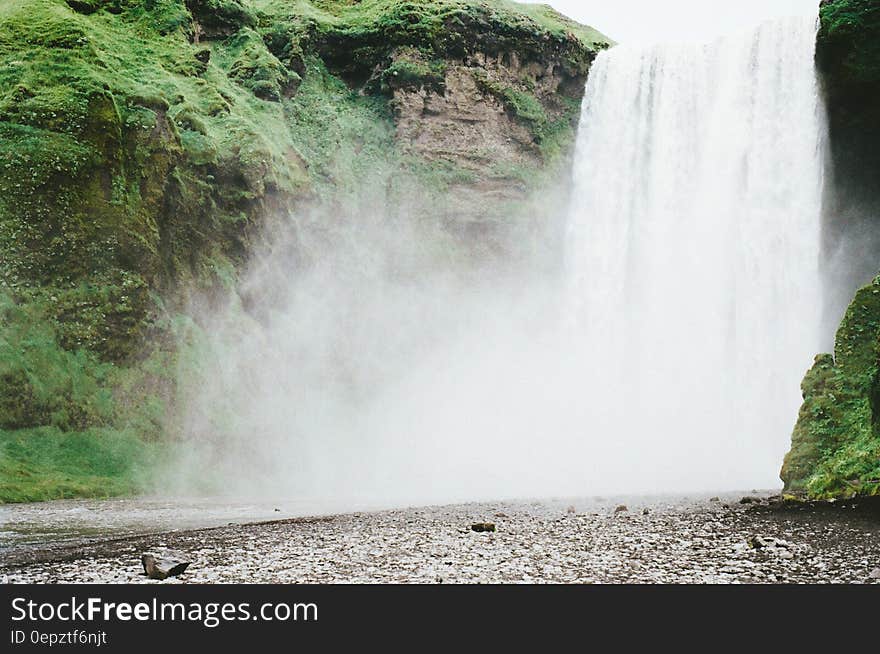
[
  {"left": 781, "top": 0, "right": 880, "bottom": 498},
  {"left": 0, "top": 0, "right": 609, "bottom": 501}
]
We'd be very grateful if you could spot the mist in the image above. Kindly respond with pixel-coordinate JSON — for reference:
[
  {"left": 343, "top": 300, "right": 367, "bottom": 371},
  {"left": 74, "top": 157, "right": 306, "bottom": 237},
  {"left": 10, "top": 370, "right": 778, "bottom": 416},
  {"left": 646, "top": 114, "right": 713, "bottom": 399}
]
[
  {"left": 162, "top": 200, "right": 744, "bottom": 506},
  {"left": 155, "top": 11, "right": 831, "bottom": 507}
]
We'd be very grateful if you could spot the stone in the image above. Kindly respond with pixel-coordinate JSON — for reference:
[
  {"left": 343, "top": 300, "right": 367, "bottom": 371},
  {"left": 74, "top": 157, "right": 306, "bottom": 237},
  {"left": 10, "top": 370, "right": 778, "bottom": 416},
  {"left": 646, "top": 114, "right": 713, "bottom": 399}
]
[
  {"left": 746, "top": 536, "right": 791, "bottom": 552},
  {"left": 869, "top": 568, "right": 880, "bottom": 579},
  {"left": 614, "top": 505, "right": 628, "bottom": 513},
  {"left": 566, "top": 505, "right": 576, "bottom": 514},
  {"left": 642, "top": 508, "right": 650, "bottom": 515},
  {"left": 141, "top": 553, "right": 190, "bottom": 580},
  {"left": 471, "top": 522, "right": 496, "bottom": 533},
  {"left": 709, "top": 497, "right": 720, "bottom": 502}
]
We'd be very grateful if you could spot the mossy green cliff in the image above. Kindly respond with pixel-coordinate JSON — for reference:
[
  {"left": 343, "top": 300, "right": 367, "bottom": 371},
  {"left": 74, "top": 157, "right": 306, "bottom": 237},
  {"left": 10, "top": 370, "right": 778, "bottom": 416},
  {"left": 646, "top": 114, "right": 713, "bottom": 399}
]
[
  {"left": 782, "top": 276, "right": 880, "bottom": 497},
  {"left": 816, "top": 0, "right": 880, "bottom": 203},
  {"left": 781, "top": 0, "right": 880, "bottom": 499},
  {"left": 0, "top": 0, "right": 608, "bottom": 501}
]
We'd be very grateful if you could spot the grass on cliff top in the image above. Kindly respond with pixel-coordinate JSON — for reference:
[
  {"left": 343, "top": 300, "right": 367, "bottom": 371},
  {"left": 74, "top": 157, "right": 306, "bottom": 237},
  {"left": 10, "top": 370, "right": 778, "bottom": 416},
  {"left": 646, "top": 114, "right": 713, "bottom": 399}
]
[
  {"left": 252, "top": 0, "right": 611, "bottom": 50},
  {"left": 504, "top": 1, "right": 610, "bottom": 47},
  {"left": 256, "top": 0, "right": 610, "bottom": 45}
]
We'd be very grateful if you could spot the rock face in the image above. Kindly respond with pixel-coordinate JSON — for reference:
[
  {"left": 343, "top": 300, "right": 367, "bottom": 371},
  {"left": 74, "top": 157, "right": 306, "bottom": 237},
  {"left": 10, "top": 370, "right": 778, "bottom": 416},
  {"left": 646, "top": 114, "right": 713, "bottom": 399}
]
[
  {"left": 389, "top": 46, "right": 593, "bottom": 225},
  {"left": 816, "top": 0, "right": 880, "bottom": 323},
  {"left": 781, "top": 1, "right": 880, "bottom": 499},
  {"left": 0, "top": 0, "right": 609, "bottom": 501}
]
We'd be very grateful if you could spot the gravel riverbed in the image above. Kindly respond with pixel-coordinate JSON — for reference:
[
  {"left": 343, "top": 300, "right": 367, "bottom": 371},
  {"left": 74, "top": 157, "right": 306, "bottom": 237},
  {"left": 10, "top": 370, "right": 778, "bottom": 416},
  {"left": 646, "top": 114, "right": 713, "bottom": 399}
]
[{"left": 2, "top": 493, "right": 879, "bottom": 583}]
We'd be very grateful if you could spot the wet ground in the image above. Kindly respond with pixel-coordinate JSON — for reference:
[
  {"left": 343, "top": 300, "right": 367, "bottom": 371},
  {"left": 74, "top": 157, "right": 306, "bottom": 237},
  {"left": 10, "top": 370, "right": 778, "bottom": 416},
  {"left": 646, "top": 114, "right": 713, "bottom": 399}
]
[
  {"left": 2, "top": 492, "right": 879, "bottom": 583},
  {"left": 0, "top": 496, "right": 384, "bottom": 552}
]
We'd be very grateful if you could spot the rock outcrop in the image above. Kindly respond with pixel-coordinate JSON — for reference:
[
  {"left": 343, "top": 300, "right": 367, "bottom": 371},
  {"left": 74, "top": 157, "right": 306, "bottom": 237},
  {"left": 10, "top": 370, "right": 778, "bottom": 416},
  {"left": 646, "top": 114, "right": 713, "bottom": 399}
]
[
  {"left": 782, "top": 275, "right": 880, "bottom": 498},
  {"left": 816, "top": 0, "right": 880, "bottom": 324}
]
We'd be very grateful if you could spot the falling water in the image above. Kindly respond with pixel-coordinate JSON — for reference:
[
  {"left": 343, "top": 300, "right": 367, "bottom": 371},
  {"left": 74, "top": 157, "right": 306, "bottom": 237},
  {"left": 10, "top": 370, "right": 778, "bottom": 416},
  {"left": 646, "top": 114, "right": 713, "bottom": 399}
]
[
  {"left": 565, "top": 14, "right": 827, "bottom": 489},
  {"left": 166, "top": 13, "right": 828, "bottom": 504}
]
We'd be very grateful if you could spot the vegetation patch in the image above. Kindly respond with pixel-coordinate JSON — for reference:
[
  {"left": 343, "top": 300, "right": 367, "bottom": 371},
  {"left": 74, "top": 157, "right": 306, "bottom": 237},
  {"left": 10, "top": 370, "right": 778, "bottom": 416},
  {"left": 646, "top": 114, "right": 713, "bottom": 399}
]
[
  {"left": 381, "top": 50, "right": 447, "bottom": 93},
  {"left": 783, "top": 276, "right": 880, "bottom": 498},
  {"left": 472, "top": 70, "right": 580, "bottom": 162},
  {"left": 0, "top": 426, "right": 157, "bottom": 503},
  {"left": 253, "top": 0, "right": 609, "bottom": 84}
]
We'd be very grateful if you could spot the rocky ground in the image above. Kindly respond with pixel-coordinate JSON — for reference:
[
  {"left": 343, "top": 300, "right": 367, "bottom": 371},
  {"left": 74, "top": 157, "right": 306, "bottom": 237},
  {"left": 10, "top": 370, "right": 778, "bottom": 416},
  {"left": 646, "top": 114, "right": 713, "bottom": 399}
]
[{"left": 2, "top": 493, "right": 879, "bottom": 584}]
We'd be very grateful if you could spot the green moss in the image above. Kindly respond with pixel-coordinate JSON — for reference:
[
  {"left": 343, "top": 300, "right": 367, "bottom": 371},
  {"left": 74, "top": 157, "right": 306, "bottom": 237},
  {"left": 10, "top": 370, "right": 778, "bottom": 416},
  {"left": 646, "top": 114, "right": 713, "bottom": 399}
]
[
  {"left": 222, "top": 27, "right": 295, "bottom": 101},
  {"left": 283, "top": 57, "right": 398, "bottom": 200},
  {"left": 0, "top": 426, "right": 157, "bottom": 503},
  {"left": 472, "top": 70, "right": 579, "bottom": 165},
  {"left": 404, "top": 156, "right": 479, "bottom": 190},
  {"left": 817, "top": 0, "right": 880, "bottom": 157},
  {"left": 381, "top": 50, "right": 447, "bottom": 93},
  {"left": 186, "top": 0, "right": 256, "bottom": 37},
  {"left": 253, "top": 0, "right": 609, "bottom": 83},
  {"left": 0, "top": 293, "right": 113, "bottom": 431},
  {"left": 0, "top": 288, "right": 201, "bottom": 502},
  {"left": 473, "top": 71, "right": 542, "bottom": 119},
  {"left": 782, "top": 276, "right": 880, "bottom": 497},
  {"left": 816, "top": 0, "right": 880, "bottom": 255},
  {"left": 818, "top": 0, "right": 880, "bottom": 86}
]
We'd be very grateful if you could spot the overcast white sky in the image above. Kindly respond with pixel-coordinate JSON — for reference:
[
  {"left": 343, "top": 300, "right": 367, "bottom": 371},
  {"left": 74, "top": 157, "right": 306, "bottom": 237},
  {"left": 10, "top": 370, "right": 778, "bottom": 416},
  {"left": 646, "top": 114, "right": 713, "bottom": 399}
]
[{"left": 523, "top": 0, "right": 821, "bottom": 44}]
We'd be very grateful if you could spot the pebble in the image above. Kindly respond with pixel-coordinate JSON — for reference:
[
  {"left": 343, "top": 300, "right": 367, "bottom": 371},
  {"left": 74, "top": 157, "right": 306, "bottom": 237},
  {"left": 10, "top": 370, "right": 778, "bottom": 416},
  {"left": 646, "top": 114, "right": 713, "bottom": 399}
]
[{"left": 3, "top": 496, "right": 878, "bottom": 584}]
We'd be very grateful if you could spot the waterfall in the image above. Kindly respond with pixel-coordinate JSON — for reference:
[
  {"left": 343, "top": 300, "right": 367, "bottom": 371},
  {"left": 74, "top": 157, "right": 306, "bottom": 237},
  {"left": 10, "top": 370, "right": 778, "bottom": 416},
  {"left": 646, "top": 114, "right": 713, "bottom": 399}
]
[
  {"left": 565, "top": 14, "right": 827, "bottom": 489},
  {"left": 169, "top": 13, "right": 828, "bottom": 502}
]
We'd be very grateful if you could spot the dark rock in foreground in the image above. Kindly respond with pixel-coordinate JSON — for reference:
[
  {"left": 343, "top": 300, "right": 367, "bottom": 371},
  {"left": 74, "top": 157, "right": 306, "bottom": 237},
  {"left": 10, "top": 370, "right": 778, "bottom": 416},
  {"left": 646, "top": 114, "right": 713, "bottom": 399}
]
[
  {"left": 141, "top": 553, "right": 190, "bottom": 580},
  {"left": 471, "top": 522, "right": 496, "bottom": 533}
]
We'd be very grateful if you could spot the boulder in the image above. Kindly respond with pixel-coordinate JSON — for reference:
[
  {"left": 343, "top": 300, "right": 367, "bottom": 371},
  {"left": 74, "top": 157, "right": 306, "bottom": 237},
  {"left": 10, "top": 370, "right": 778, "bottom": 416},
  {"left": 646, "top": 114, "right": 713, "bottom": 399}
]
[
  {"left": 141, "top": 552, "right": 190, "bottom": 580},
  {"left": 471, "top": 522, "right": 496, "bottom": 533},
  {"left": 746, "top": 536, "right": 792, "bottom": 556}
]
